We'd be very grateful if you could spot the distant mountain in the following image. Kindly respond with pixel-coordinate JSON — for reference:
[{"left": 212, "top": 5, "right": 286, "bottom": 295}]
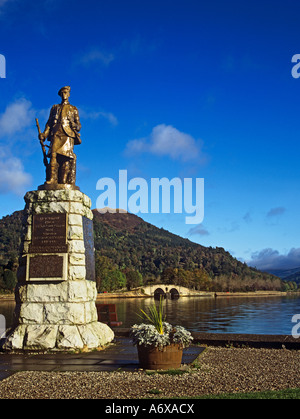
[
  {"left": 266, "top": 268, "right": 297, "bottom": 278},
  {"left": 92, "top": 210, "right": 280, "bottom": 285},
  {"left": 0, "top": 209, "right": 284, "bottom": 291},
  {"left": 263, "top": 267, "right": 300, "bottom": 281},
  {"left": 284, "top": 271, "right": 300, "bottom": 284}
]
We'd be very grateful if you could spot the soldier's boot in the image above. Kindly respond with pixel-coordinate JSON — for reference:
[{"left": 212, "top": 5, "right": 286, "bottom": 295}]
[
  {"left": 68, "top": 155, "right": 76, "bottom": 185},
  {"left": 46, "top": 155, "right": 58, "bottom": 184},
  {"left": 61, "top": 159, "right": 71, "bottom": 184}
]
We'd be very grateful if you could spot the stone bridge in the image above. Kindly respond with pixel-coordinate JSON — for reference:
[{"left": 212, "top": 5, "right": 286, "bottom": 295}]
[{"left": 141, "top": 284, "right": 199, "bottom": 299}]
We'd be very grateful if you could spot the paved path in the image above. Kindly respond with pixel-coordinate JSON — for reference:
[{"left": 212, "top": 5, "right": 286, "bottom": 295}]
[{"left": 0, "top": 338, "right": 204, "bottom": 381}]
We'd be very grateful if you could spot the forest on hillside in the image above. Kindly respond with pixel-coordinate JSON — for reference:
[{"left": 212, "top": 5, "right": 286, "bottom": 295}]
[
  {"left": 92, "top": 212, "right": 289, "bottom": 293},
  {"left": 0, "top": 210, "right": 297, "bottom": 293}
]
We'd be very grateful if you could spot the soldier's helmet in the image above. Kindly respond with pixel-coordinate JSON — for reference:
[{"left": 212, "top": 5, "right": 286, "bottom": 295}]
[{"left": 58, "top": 86, "right": 71, "bottom": 97}]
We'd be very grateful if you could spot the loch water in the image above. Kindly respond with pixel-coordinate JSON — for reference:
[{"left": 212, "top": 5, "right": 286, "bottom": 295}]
[
  {"left": 1, "top": 295, "right": 299, "bottom": 335},
  {"left": 104, "top": 295, "right": 300, "bottom": 335}
]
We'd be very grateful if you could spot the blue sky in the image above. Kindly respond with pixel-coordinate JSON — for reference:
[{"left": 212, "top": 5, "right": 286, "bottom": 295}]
[{"left": 0, "top": 0, "right": 300, "bottom": 271}]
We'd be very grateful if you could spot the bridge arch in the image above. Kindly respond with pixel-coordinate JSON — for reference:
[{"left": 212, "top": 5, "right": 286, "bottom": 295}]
[
  {"left": 154, "top": 287, "right": 166, "bottom": 300},
  {"left": 169, "top": 288, "right": 180, "bottom": 299}
]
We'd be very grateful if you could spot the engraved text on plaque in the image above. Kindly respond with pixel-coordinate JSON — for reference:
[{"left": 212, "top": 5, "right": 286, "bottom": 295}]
[
  {"left": 29, "top": 213, "right": 68, "bottom": 253},
  {"left": 29, "top": 255, "right": 64, "bottom": 278}
]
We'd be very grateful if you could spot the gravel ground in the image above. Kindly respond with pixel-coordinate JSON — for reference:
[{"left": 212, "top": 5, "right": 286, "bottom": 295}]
[{"left": 0, "top": 346, "right": 300, "bottom": 399}]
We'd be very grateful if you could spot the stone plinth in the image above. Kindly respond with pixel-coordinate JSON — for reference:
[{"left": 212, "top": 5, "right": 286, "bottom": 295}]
[{"left": 3, "top": 189, "right": 114, "bottom": 351}]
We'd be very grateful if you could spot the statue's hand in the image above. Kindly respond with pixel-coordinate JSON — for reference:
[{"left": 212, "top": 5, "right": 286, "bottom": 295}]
[
  {"left": 39, "top": 133, "right": 46, "bottom": 141},
  {"left": 70, "top": 122, "right": 80, "bottom": 132}
]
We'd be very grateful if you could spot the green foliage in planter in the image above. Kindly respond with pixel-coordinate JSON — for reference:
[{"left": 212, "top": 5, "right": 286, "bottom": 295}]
[{"left": 138, "top": 297, "right": 165, "bottom": 334}]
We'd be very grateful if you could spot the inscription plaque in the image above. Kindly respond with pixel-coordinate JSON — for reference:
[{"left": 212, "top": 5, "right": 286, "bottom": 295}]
[
  {"left": 29, "top": 213, "right": 68, "bottom": 253},
  {"left": 29, "top": 255, "right": 64, "bottom": 279}
]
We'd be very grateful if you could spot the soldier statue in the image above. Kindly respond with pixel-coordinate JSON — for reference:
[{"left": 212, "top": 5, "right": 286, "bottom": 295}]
[{"left": 37, "top": 86, "right": 81, "bottom": 189}]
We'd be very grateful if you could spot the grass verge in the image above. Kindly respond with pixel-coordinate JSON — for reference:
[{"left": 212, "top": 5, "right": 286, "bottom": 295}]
[{"left": 188, "top": 388, "right": 300, "bottom": 399}]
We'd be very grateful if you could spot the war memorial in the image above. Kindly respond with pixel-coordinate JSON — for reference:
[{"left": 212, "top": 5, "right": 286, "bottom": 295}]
[
  {"left": 3, "top": 86, "right": 114, "bottom": 351},
  {"left": 0, "top": 87, "right": 300, "bottom": 400}
]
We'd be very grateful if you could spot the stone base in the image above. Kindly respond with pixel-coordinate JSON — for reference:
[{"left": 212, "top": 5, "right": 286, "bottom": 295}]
[
  {"left": 3, "top": 280, "right": 114, "bottom": 351},
  {"left": 4, "top": 322, "right": 114, "bottom": 351},
  {"left": 2, "top": 189, "right": 114, "bottom": 352}
]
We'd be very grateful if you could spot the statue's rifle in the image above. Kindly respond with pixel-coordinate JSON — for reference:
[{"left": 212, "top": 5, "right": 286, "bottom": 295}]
[{"left": 35, "top": 118, "right": 49, "bottom": 167}]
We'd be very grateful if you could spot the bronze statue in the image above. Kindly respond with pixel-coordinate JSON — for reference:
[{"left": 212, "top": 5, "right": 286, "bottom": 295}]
[{"left": 36, "top": 86, "right": 81, "bottom": 190}]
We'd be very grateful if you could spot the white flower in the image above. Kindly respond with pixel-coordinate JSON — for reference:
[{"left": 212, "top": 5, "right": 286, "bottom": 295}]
[{"left": 130, "top": 322, "right": 193, "bottom": 350}]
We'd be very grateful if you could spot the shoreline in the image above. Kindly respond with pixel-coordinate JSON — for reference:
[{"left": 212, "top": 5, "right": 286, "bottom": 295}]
[
  {"left": 114, "top": 330, "right": 300, "bottom": 349},
  {"left": 96, "top": 290, "right": 293, "bottom": 300},
  {"left": 0, "top": 290, "right": 297, "bottom": 302},
  {"left": 215, "top": 290, "right": 291, "bottom": 297}
]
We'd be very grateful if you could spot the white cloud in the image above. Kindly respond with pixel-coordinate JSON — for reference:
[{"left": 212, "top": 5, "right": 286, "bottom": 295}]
[
  {"left": 79, "top": 108, "right": 118, "bottom": 126},
  {"left": 0, "top": 98, "right": 35, "bottom": 136},
  {"left": 125, "top": 124, "right": 202, "bottom": 162},
  {"left": 0, "top": 98, "right": 35, "bottom": 195},
  {"left": 248, "top": 248, "right": 300, "bottom": 271},
  {"left": 77, "top": 47, "right": 114, "bottom": 67},
  {"left": 125, "top": 137, "right": 148, "bottom": 153},
  {"left": 0, "top": 148, "right": 32, "bottom": 195}
]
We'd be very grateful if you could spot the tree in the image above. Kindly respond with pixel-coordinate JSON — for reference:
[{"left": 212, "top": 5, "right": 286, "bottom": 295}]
[
  {"left": 95, "top": 253, "right": 127, "bottom": 292},
  {"left": 3, "top": 269, "right": 17, "bottom": 291},
  {"left": 0, "top": 266, "right": 5, "bottom": 291},
  {"left": 161, "top": 267, "right": 177, "bottom": 284},
  {"left": 106, "top": 270, "right": 126, "bottom": 291},
  {"left": 122, "top": 268, "right": 143, "bottom": 290},
  {"left": 177, "top": 268, "right": 192, "bottom": 288},
  {"left": 193, "top": 268, "right": 212, "bottom": 291}
]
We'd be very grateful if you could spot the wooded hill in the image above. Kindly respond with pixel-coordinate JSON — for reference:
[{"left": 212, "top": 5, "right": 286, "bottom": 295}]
[
  {"left": 0, "top": 209, "right": 295, "bottom": 293},
  {"left": 92, "top": 210, "right": 286, "bottom": 292}
]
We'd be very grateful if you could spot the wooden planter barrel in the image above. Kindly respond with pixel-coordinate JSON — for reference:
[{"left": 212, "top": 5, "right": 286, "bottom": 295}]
[{"left": 137, "top": 343, "right": 183, "bottom": 370}]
